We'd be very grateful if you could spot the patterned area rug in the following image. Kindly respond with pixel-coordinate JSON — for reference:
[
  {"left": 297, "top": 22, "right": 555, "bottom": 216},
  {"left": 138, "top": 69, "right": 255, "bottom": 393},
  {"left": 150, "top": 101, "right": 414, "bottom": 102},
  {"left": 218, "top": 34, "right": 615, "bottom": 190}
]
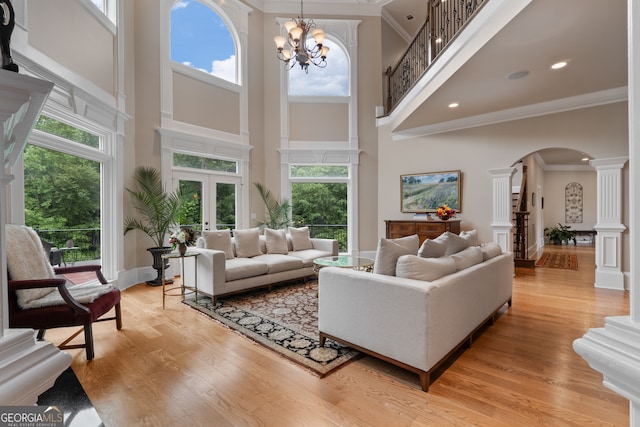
[
  {"left": 536, "top": 253, "right": 578, "bottom": 270},
  {"left": 183, "top": 280, "right": 360, "bottom": 377}
]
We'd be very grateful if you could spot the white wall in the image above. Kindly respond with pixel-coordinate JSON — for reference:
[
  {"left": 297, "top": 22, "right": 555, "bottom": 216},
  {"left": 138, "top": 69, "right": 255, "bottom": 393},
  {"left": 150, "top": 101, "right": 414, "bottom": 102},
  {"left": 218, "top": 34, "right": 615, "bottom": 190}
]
[{"left": 543, "top": 170, "right": 597, "bottom": 231}]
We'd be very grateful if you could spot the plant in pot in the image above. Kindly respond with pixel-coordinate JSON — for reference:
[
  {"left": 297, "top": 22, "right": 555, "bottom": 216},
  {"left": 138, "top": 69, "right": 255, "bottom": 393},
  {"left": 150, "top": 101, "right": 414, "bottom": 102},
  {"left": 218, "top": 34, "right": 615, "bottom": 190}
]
[
  {"left": 254, "top": 182, "right": 291, "bottom": 229},
  {"left": 124, "top": 166, "right": 182, "bottom": 286},
  {"left": 545, "top": 223, "right": 576, "bottom": 245}
]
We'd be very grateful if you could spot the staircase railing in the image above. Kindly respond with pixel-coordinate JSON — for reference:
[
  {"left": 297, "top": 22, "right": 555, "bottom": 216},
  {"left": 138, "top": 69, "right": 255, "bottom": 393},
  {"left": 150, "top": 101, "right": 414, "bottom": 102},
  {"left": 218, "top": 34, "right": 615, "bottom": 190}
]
[{"left": 385, "top": 0, "right": 487, "bottom": 114}]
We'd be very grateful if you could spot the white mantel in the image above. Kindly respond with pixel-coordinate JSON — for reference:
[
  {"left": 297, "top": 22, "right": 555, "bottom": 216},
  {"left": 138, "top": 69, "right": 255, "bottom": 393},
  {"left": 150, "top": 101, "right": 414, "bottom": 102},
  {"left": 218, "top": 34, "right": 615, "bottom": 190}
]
[{"left": 0, "top": 69, "right": 71, "bottom": 404}]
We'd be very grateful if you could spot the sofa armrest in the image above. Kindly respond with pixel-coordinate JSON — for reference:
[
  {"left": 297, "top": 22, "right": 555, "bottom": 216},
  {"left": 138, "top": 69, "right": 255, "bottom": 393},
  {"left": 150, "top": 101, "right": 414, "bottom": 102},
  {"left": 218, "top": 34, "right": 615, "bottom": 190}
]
[
  {"left": 183, "top": 248, "right": 227, "bottom": 297},
  {"left": 310, "top": 238, "right": 339, "bottom": 256}
]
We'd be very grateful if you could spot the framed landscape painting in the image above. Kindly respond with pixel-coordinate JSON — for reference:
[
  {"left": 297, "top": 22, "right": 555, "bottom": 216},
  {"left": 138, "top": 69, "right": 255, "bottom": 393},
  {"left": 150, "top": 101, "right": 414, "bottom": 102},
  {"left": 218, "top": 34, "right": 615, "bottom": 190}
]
[{"left": 400, "top": 170, "right": 461, "bottom": 213}]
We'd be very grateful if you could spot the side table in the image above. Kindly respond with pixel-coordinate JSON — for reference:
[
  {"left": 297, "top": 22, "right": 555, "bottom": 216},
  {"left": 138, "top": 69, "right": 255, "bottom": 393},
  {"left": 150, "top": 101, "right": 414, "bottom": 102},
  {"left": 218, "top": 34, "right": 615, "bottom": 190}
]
[{"left": 161, "top": 251, "right": 200, "bottom": 309}]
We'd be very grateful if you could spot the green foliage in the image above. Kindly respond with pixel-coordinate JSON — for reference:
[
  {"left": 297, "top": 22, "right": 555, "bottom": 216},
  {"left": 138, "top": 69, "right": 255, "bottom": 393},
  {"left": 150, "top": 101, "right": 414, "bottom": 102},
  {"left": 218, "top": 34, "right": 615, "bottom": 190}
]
[
  {"left": 23, "top": 145, "right": 100, "bottom": 230},
  {"left": 255, "top": 182, "right": 291, "bottom": 229},
  {"left": 216, "top": 183, "right": 236, "bottom": 228},
  {"left": 35, "top": 115, "right": 99, "bottom": 148},
  {"left": 124, "top": 166, "right": 183, "bottom": 248},
  {"left": 545, "top": 223, "right": 576, "bottom": 245},
  {"left": 291, "top": 183, "right": 347, "bottom": 225}
]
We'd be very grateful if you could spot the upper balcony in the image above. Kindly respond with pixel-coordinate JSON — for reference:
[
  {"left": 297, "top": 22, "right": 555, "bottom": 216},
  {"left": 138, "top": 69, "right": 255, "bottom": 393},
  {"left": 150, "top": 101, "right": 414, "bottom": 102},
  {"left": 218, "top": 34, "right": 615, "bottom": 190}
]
[{"left": 379, "top": 0, "right": 627, "bottom": 139}]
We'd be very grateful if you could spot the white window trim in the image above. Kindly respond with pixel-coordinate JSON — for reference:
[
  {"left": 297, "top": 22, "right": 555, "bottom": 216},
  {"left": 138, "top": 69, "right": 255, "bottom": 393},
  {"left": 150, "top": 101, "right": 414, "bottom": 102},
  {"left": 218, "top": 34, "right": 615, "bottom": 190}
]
[{"left": 76, "top": 0, "right": 117, "bottom": 33}]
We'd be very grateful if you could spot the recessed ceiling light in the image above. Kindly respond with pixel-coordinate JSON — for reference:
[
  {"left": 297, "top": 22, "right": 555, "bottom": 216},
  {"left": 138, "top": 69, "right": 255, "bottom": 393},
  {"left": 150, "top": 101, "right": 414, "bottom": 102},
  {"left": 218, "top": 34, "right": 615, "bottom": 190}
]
[
  {"left": 582, "top": 157, "right": 589, "bottom": 161},
  {"left": 551, "top": 61, "right": 568, "bottom": 70},
  {"left": 507, "top": 70, "right": 530, "bottom": 80},
  {"left": 448, "top": 102, "right": 459, "bottom": 108}
]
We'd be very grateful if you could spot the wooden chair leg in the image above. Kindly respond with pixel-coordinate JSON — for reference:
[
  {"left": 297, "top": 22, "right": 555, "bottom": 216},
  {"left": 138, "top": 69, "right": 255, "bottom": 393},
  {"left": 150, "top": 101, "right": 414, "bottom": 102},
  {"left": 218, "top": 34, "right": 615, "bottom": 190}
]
[
  {"left": 84, "top": 323, "right": 95, "bottom": 361},
  {"left": 419, "top": 371, "right": 430, "bottom": 392},
  {"left": 37, "top": 329, "right": 46, "bottom": 340},
  {"left": 115, "top": 302, "right": 123, "bottom": 330}
]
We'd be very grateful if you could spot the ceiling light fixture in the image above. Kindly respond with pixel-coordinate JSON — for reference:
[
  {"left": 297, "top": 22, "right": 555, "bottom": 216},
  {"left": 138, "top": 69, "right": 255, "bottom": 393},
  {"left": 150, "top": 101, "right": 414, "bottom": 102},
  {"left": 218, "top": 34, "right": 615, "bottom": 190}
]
[
  {"left": 448, "top": 102, "right": 459, "bottom": 108},
  {"left": 551, "top": 61, "right": 568, "bottom": 70},
  {"left": 273, "top": 0, "right": 329, "bottom": 73}
]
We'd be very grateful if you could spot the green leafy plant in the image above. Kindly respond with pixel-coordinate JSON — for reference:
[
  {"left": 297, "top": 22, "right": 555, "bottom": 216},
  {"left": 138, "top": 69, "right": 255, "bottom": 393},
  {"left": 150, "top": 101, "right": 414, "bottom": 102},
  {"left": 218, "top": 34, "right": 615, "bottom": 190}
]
[
  {"left": 124, "top": 166, "right": 183, "bottom": 248},
  {"left": 545, "top": 223, "right": 576, "bottom": 245},
  {"left": 255, "top": 182, "right": 291, "bottom": 229}
]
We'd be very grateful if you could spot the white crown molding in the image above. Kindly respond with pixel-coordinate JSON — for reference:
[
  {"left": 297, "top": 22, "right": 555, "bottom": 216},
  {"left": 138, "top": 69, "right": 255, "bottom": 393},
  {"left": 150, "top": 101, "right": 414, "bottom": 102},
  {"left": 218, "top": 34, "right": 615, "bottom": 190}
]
[
  {"left": 391, "top": 87, "right": 628, "bottom": 141},
  {"left": 381, "top": 7, "right": 411, "bottom": 43},
  {"left": 258, "top": 0, "right": 382, "bottom": 16}
]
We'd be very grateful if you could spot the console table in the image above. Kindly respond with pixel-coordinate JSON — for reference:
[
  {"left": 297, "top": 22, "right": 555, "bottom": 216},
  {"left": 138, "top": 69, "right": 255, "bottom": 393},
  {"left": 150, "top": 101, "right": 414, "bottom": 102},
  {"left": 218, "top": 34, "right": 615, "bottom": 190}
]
[{"left": 385, "top": 219, "right": 461, "bottom": 245}]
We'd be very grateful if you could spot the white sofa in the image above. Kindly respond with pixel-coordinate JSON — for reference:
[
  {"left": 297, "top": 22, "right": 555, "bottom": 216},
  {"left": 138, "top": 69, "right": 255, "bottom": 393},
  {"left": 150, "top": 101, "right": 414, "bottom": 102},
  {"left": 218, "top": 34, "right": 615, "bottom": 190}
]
[
  {"left": 318, "top": 233, "right": 513, "bottom": 391},
  {"left": 184, "top": 227, "right": 338, "bottom": 302}
]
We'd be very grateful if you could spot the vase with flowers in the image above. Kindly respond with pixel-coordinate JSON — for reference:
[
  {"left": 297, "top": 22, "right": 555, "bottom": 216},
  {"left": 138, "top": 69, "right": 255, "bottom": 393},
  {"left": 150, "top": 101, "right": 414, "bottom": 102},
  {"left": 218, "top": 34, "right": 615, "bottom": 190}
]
[
  {"left": 169, "top": 226, "right": 197, "bottom": 256},
  {"left": 436, "top": 204, "right": 456, "bottom": 220}
]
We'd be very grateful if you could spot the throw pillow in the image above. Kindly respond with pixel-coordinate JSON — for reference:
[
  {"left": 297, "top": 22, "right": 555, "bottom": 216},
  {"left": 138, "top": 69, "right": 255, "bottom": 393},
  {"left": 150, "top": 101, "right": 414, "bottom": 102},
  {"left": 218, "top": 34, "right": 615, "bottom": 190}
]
[
  {"left": 418, "top": 238, "right": 447, "bottom": 258},
  {"left": 289, "top": 226, "right": 314, "bottom": 251},
  {"left": 396, "top": 255, "right": 457, "bottom": 281},
  {"left": 460, "top": 229, "right": 478, "bottom": 246},
  {"left": 265, "top": 228, "right": 288, "bottom": 254},
  {"left": 480, "top": 242, "right": 503, "bottom": 261},
  {"left": 233, "top": 228, "right": 262, "bottom": 258},
  {"left": 450, "top": 246, "right": 483, "bottom": 271},
  {"left": 443, "top": 232, "right": 470, "bottom": 255},
  {"left": 373, "top": 234, "right": 419, "bottom": 276},
  {"left": 202, "top": 229, "right": 235, "bottom": 259}
]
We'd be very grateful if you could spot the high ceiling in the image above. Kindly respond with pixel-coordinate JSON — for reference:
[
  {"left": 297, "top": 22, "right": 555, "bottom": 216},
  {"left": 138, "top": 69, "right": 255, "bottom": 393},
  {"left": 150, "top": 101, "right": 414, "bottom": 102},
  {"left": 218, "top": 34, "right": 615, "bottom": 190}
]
[{"left": 267, "top": 0, "right": 627, "bottom": 166}]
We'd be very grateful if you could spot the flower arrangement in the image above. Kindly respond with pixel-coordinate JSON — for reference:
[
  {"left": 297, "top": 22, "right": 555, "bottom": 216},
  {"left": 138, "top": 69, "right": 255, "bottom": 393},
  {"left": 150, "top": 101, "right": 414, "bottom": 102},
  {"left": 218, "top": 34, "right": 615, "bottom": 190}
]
[
  {"left": 169, "top": 226, "right": 197, "bottom": 249},
  {"left": 436, "top": 204, "right": 456, "bottom": 220}
]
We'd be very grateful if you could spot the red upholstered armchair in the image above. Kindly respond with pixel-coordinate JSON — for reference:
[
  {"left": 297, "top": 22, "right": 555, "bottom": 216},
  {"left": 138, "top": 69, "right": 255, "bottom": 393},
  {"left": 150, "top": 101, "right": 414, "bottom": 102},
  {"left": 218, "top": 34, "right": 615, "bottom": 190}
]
[{"left": 6, "top": 225, "right": 122, "bottom": 360}]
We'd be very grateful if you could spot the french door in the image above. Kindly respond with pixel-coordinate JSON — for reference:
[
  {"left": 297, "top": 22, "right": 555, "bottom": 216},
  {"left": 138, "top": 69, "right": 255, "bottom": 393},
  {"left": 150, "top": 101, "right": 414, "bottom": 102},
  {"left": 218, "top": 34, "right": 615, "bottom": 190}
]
[{"left": 173, "top": 171, "right": 238, "bottom": 231}]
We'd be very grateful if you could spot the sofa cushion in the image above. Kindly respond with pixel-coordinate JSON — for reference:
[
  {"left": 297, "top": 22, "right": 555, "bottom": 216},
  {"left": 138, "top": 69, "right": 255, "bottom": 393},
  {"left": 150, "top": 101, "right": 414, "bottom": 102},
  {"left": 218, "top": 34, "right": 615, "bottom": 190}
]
[
  {"left": 225, "top": 257, "right": 269, "bottom": 281},
  {"left": 450, "top": 246, "right": 483, "bottom": 271},
  {"left": 252, "top": 254, "right": 304, "bottom": 274},
  {"left": 442, "top": 232, "right": 470, "bottom": 255},
  {"left": 289, "top": 226, "right": 314, "bottom": 251},
  {"left": 418, "top": 238, "right": 447, "bottom": 258},
  {"left": 460, "top": 229, "right": 478, "bottom": 246},
  {"left": 480, "top": 242, "right": 503, "bottom": 261},
  {"left": 233, "top": 228, "right": 262, "bottom": 258},
  {"left": 288, "top": 249, "right": 332, "bottom": 267},
  {"left": 202, "top": 229, "right": 235, "bottom": 259},
  {"left": 395, "top": 255, "right": 457, "bottom": 281},
  {"left": 373, "top": 234, "right": 419, "bottom": 276},
  {"left": 264, "top": 228, "right": 288, "bottom": 254}
]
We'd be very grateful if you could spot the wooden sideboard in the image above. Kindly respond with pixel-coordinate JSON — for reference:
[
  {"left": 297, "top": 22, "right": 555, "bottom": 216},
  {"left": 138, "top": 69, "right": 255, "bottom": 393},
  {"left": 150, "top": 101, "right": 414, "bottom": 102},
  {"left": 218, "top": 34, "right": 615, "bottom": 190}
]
[{"left": 385, "top": 219, "right": 461, "bottom": 245}]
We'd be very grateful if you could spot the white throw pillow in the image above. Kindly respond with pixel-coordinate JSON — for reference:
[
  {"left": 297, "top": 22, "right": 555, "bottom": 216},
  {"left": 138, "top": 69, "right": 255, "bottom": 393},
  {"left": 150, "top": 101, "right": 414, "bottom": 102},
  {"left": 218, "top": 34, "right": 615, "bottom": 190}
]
[
  {"left": 443, "top": 232, "right": 470, "bottom": 255},
  {"left": 396, "top": 255, "right": 457, "bottom": 281},
  {"left": 450, "top": 246, "right": 483, "bottom": 271},
  {"left": 460, "top": 229, "right": 478, "bottom": 247},
  {"left": 203, "top": 229, "right": 235, "bottom": 259},
  {"left": 373, "top": 234, "right": 419, "bottom": 276},
  {"left": 289, "top": 226, "right": 314, "bottom": 251},
  {"left": 480, "top": 242, "right": 503, "bottom": 261},
  {"left": 265, "top": 228, "right": 288, "bottom": 254},
  {"left": 418, "top": 238, "right": 447, "bottom": 258},
  {"left": 233, "top": 228, "right": 262, "bottom": 258}
]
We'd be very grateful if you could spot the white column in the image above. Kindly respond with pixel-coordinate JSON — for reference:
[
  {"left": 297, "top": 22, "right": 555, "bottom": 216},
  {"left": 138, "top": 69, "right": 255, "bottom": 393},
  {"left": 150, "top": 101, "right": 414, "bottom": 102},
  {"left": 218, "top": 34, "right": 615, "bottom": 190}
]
[
  {"left": 574, "top": 2, "right": 640, "bottom": 426},
  {"left": 591, "top": 157, "right": 627, "bottom": 290},
  {"left": 489, "top": 168, "right": 516, "bottom": 252}
]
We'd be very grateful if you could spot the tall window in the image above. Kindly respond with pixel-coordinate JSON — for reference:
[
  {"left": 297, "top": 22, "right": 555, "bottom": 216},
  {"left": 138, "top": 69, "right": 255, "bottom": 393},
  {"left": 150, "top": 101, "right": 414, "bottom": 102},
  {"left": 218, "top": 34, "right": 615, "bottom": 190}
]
[
  {"left": 288, "top": 39, "right": 349, "bottom": 96},
  {"left": 23, "top": 115, "right": 109, "bottom": 263},
  {"left": 290, "top": 166, "right": 349, "bottom": 252},
  {"left": 171, "top": 0, "right": 237, "bottom": 84}
]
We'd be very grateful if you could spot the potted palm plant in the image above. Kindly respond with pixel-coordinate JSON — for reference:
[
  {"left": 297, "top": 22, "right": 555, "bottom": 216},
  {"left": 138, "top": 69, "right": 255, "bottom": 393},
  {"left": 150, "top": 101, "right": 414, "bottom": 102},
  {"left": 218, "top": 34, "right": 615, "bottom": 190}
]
[
  {"left": 254, "top": 182, "right": 291, "bottom": 229},
  {"left": 545, "top": 223, "right": 576, "bottom": 245},
  {"left": 124, "top": 166, "right": 182, "bottom": 286}
]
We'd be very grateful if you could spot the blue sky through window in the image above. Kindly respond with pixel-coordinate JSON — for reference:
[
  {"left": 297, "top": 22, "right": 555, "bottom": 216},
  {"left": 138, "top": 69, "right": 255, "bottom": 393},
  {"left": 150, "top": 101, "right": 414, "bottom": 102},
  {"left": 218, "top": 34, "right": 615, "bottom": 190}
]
[
  {"left": 171, "top": 0, "right": 237, "bottom": 83},
  {"left": 288, "top": 39, "right": 349, "bottom": 96}
]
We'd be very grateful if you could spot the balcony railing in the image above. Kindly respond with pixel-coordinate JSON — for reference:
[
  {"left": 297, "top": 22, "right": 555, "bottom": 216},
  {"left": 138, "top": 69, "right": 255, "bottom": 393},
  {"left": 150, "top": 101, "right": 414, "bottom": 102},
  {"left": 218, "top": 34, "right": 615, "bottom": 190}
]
[
  {"left": 36, "top": 227, "right": 101, "bottom": 262},
  {"left": 385, "top": 0, "right": 487, "bottom": 114}
]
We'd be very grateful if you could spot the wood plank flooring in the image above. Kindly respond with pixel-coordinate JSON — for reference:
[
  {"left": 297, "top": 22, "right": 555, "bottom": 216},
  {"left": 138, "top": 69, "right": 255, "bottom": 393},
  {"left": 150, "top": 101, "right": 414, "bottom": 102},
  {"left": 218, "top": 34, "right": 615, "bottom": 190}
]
[{"left": 47, "top": 244, "right": 630, "bottom": 426}]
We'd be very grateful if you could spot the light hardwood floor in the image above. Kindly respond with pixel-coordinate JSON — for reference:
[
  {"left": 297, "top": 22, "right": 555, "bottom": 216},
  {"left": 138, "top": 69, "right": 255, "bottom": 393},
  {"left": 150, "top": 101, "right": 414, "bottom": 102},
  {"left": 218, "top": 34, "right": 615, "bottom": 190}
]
[{"left": 49, "top": 244, "right": 629, "bottom": 426}]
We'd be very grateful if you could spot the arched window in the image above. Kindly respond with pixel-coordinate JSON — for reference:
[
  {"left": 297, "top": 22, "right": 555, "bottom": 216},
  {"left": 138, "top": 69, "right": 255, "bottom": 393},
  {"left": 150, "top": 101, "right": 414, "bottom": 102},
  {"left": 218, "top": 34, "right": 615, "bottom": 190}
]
[
  {"left": 171, "top": 0, "right": 237, "bottom": 84},
  {"left": 288, "top": 39, "right": 349, "bottom": 96}
]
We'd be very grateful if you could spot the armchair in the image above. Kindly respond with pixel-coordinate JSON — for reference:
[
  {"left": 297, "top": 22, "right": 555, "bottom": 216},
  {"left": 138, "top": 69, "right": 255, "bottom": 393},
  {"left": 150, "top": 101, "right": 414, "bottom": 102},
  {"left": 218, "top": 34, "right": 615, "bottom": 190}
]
[{"left": 5, "top": 224, "right": 122, "bottom": 360}]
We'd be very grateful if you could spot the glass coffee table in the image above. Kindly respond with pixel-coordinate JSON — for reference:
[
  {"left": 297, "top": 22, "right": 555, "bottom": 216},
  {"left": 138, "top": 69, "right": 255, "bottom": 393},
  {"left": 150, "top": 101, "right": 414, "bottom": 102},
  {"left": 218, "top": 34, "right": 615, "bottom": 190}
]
[{"left": 313, "top": 255, "right": 375, "bottom": 274}]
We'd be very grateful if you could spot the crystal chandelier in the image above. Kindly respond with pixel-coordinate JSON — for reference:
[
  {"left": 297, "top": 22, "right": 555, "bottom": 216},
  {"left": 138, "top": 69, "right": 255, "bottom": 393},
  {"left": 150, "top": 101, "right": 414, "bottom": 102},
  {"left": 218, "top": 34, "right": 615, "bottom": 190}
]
[{"left": 273, "top": 0, "right": 329, "bottom": 73}]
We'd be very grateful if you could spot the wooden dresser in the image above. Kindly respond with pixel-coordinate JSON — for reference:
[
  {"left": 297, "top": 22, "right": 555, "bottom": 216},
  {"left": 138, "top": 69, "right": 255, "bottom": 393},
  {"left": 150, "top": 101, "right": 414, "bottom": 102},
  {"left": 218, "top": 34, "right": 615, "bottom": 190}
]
[{"left": 385, "top": 219, "right": 461, "bottom": 245}]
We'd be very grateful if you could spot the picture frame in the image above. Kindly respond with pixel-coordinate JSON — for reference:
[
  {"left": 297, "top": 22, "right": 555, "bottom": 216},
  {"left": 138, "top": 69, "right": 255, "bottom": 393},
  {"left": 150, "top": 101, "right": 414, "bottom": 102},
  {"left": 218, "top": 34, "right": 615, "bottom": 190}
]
[{"left": 400, "top": 170, "right": 462, "bottom": 213}]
